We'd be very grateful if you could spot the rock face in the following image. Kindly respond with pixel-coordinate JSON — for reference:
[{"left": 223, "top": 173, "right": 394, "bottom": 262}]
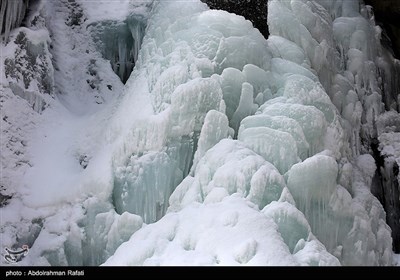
[
  {"left": 201, "top": 0, "right": 269, "bottom": 39},
  {"left": 364, "top": 0, "right": 400, "bottom": 58}
]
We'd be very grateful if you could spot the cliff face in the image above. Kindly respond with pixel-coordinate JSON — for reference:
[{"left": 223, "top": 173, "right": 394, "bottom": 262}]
[{"left": 364, "top": 0, "right": 400, "bottom": 58}]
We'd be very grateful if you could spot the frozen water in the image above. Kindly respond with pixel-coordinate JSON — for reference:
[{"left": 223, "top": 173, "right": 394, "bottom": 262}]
[
  {"left": 1, "top": 0, "right": 398, "bottom": 266},
  {"left": 260, "top": 102, "right": 328, "bottom": 156},
  {"left": 89, "top": 15, "right": 147, "bottom": 83},
  {"left": 3, "top": 28, "right": 54, "bottom": 113},
  {"left": 239, "top": 115, "right": 310, "bottom": 160},
  {"left": 191, "top": 110, "right": 230, "bottom": 171},
  {"left": 104, "top": 195, "right": 339, "bottom": 266},
  {"left": 0, "top": 0, "right": 28, "bottom": 42},
  {"left": 238, "top": 126, "right": 300, "bottom": 174}
]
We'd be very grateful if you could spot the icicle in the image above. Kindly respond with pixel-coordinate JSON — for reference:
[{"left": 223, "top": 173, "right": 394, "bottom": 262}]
[
  {"left": 89, "top": 15, "right": 146, "bottom": 84},
  {"left": 1, "top": 0, "right": 29, "bottom": 42}
]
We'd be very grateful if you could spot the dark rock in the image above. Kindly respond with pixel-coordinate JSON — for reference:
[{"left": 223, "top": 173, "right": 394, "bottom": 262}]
[
  {"left": 0, "top": 186, "right": 13, "bottom": 207},
  {"left": 79, "top": 155, "right": 89, "bottom": 169}
]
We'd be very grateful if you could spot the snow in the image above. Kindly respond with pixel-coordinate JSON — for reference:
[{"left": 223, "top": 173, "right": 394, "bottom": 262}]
[
  {"left": 1, "top": 0, "right": 399, "bottom": 267},
  {"left": 78, "top": 0, "right": 152, "bottom": 24},
  {"left": 1, "top": 0, "right": 150, "bottom": 266},
  {"left": 20, "top": 106, "right": 89, "bottom": 207},
  {"left": 45, "top": 0, "right": 124, "bottom": 114},
  {"left": 104, "top": 195, "right": 339, "bottom": 266}
]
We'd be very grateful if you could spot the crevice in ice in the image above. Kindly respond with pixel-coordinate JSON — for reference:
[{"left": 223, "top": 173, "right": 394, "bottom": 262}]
[
  {"left": 89, "top": 15, "right": 147, "bottom": 84},
  {"left": 371, "top": 139, "right": 400, "bottom": 253}
]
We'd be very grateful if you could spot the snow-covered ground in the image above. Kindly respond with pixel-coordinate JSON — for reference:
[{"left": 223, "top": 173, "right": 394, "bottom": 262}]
[{"left": 1, "top": 0, "right": 400, "bottom": 266}]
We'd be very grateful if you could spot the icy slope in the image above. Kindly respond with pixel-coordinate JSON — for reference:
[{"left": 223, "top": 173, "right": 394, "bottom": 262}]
[
  {"left": 268, "top": 0, "right": 400, "bottom": 252},
  {"left": 105, "top": 0, "right": 393, "bottom": 265},
  {"left": 1, "top": 0, "right": 398, "bottom": 266},
  {"left": 1, "top": 0, "right": 140, "bottom": 266}
]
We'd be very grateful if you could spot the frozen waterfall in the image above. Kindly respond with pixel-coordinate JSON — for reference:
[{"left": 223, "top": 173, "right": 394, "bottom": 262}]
[
  {"left": 105, "top": 0, "right": 393, "bottom": 265},
  {"left": 0, "top": 0, "right": 29, "bottom": 42},
  {"left": 1, "top": 0, "right": 399, "bottom": 266}
]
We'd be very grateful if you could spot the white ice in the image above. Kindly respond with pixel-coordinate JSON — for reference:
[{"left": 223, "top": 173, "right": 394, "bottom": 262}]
[{"left": 1, "top": 0, "right": 397, "bottom": 267}]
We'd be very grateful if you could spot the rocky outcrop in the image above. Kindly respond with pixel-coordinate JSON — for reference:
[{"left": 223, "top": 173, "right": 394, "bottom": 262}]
[{"left": 4, "top": 30, "right": 54, "bottom": 113}]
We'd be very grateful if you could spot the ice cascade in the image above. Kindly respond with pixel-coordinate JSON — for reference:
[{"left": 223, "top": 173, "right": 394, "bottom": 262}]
[
  {"left": 105, "top": 0, "right": 393, "bottom": 265},
  {"left": 1, "top": 0, "right": 397, "bottom": 266}
]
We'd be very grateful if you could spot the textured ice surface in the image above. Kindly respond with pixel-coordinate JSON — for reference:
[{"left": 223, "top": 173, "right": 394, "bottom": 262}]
[
  {"left": 169, "top": 139, "right": 287, "bottom": 211},
  {"left": 1, "top": 0, "right": 397, "bottom": 266},
  {"left": 105, "top": 195, "right": 339, "bottom": 266},
  {"left": 88, "top": 1, "right": 151, "bottom": 83},
  {"left": 239, "top": 115, "right": 310, "bottom": 160},
  {"left": 105, "top": 0, "right": 391, "bottom": 265}
]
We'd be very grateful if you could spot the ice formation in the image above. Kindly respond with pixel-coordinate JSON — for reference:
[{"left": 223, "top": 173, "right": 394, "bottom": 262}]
[
  {"left": 0, "top": 0, "right": 29, "bottom": 42},
  {"left": 89, "top": 12, "right": 149, "bottom": 83},
  {"left": 1, "top": 0, "right": 399, "bottom": 266}
]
